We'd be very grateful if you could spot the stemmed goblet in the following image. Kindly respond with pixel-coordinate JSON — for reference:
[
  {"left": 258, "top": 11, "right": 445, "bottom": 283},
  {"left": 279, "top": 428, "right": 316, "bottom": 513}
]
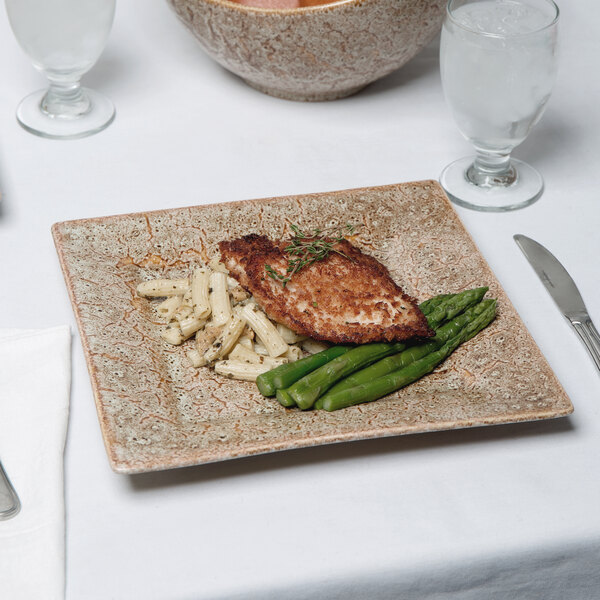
[
  {"left": 5, "top": 0, "right": 116, "bottom": 140},
  {"left": 439, "top": 0, "right": 559, "bottom": 212}
]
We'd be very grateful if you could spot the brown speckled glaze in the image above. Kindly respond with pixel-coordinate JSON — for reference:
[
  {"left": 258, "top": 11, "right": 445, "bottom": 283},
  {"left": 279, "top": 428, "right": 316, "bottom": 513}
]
[
  {"left": 52, "top": 181, "right": 573, "bottom": 474},
  {"left": 166, "top": 0, "right": 446, "bottom": 101}
]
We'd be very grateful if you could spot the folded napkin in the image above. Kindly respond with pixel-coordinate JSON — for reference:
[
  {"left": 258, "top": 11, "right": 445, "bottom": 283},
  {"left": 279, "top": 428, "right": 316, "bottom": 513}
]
[{"left": 0, "top": 326, "right": 71, "bottom": 600}]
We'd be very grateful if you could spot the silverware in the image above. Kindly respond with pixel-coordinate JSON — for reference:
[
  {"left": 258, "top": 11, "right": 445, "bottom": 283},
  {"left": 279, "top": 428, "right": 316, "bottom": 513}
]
[
  {"left": 514, "top": 234, "right": 600, "bottom": 372},
  {"left": 0, "top": 459, "right": 21, "bottom": 520}
]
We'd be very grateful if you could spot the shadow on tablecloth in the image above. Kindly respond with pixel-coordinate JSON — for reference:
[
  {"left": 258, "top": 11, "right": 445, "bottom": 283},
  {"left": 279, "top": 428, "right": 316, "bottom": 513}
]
[{"left": 128, "top": 414, "right": 574, "bottom": 491}]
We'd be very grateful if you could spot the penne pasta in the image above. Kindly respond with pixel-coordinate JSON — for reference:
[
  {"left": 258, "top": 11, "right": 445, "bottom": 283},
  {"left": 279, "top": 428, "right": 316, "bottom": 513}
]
[
  {"left": 137, "top": 278, "right": 189, "bottom": 297},
  {"left": 186, "top": 349, "right": 204, "bottom": 368},
  {"left": 241, "top": 304, "right": 288, "bottom": 357},
  {"left": 214, "top": 360, "right": 275, "bottom": 382},
  {"left": 228, "top": 343, "right": 262, "bottom": 364},
  {"left": 237, "top": 335, "right": 254, "bottom": 350},
  {"left": 285, "top": 345, "right": 303, "bottom": 361},
  {"left": 276, "top": 323, "right": 308, "bottom": 344},
  {"left": 209, "top": 271, "right": 232, "bottom": 326},
  {"left": 253, "top": 340, "right": 268, "bottom": 355},
  {"left": 265, "top": 357, "right": 289, "bottom": 368},
  {"left": 191, "top": 267, "right": 211, "bottom": 319},
  {"left": 173, "top": 305, "right": 194, "bottom": 323},
  {"left": 160, "top": 322, "right": 185, "bottom": 345},
  {"left": 156, "top": 295, "right": 182, "bottom": 321},
  {"left": 181, "top": 287, "right": 193, "bottom": 308},
  {"left": 208, "top": 258, "right": 229, "bottom": 274},
  {"left": 179, "top": 315, "right": 207, "bottom": 338},
  {"left": 202, "top": 313, "right": 246, "bottom": 364},
  {"left": 196, "top": 325, "right": 222, "bottom": 356},
  {"left": 137, "top": 261, "right": 311, "bottom": 381},
  {"left": 230, "top": 286, "right": 251, "bottom": 305},
  {"left": 228, "top": 343, "right": 281, "bottom": 365},
  {"left": 301, "top": 339, "right": 330, "bottom": 354},
  {"left": 216, "top": 313, "right": 246, "bottom": 359}
]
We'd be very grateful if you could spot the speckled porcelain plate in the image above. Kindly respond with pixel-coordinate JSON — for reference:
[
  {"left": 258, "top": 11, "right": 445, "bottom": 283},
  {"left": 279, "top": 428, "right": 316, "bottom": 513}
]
[{"left": 52, "top": 181, "right": 573, "bottom": 474}]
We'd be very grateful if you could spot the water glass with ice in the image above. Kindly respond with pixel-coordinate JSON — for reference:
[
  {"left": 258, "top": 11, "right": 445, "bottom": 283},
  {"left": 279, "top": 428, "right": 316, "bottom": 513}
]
[
  {"left": 5, "top": 0, "right": 116, "bottom": 139},
  {"left": 439, "top": 0, "right": 559, "bottom": 211}
]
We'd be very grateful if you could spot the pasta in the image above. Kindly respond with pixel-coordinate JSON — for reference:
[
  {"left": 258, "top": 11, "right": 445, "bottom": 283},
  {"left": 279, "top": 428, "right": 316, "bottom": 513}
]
[
  {"left": 277, "top": 323, "right": 308, "bottom": 344},
  {"left": 137, "top": 278, "right": 189, "bottom": 297},
  {"left": 229, "top": 344, "right": 288, "bottom": 368},
  {"left": 209, "top": 271, "right": 232, "bottom": 326},
  {"left": 160, "top": 322, "right": 185, "bottom": 345},
  {"left": 191, "top": 267, "right": 211, "bottom": 319},
  {"left": 214, "top": 360, "right": 275, "bottom": 382},
  {"left": 240, "top": 304, "right": 288, "bottom": 358},
  {"left": 179, "top": 315, "right": 207, "bottom": 339},
  {"left": 137, "top": 261, "right": 313, "bottom": 382},
  {"left": 301, "top": 339, "right": 330, "bottom": 354},
  {"left": 156, "top": 295, "right": 182, "bottom": 321},
  {"left": 201, "top": 312, "right": 246, "bottom": 364}
]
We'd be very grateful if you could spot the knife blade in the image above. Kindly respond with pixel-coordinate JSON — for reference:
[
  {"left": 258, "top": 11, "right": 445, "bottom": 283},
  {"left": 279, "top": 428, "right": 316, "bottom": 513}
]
[{"left": 514, "top": 234, "right": 600, "bottom": 372}]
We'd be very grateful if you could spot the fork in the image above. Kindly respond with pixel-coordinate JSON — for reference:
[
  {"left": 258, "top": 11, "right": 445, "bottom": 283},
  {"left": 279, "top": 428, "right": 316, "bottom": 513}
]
[{"left": 0, "top": 459, "right": 20, "bottom": 520}]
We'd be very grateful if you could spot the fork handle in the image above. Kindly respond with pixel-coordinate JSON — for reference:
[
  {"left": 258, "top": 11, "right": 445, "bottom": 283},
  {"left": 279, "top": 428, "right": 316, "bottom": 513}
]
[
  {"left": 570, "top": 315, "right": 600, "bottom": 373},
  {"left": 0, "top": 460, "right": 21, "bottom": 520}
]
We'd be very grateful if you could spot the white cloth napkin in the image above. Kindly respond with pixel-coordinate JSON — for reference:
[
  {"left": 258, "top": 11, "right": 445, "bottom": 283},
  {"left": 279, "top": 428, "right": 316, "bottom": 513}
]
[{"left": 0, "top": 326, "right": 71, "bottom": 600}]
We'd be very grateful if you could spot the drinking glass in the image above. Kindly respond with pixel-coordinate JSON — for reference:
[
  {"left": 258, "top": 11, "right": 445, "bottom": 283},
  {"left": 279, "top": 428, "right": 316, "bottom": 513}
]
[
  {"left": 439, "top": 0, "right": 559, "bottom": 212},
  {"left": 5, "top": 0, "right": 116, "bottom": 140}
]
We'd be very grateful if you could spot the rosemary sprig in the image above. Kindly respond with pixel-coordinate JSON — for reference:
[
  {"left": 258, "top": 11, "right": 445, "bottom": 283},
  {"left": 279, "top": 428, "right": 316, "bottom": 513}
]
[{"left": 265, "top": 223, "right": 356, "bottom": 287}]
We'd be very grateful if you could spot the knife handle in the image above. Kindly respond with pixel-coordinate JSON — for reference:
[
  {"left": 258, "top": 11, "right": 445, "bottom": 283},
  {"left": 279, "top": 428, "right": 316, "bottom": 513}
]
[{"left": 570, "top": 314, "right": 600, "bottom": 373}]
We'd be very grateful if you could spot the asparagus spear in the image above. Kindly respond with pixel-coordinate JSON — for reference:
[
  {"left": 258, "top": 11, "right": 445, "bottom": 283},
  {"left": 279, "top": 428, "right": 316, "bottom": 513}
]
[
  {"left": 417, "top": 293, "right": 455, "bottom": 314},
  {"left": 325, "top": 299, "right": 495, "bottom": 397},
  {"left": 256, "top": 345, "right": 351, "bottom": 397},
  {"left": 288, "top": 287, "right": 488, "bottom": 410},
  {"left": 275, "top": 388, "right": 297, "bottom": 408},
  {"left": 425, "top": 287, "right": 488, "bottom": 330},
  {"left": 255, "top": 291, "right": 462, "bottom": 398},
  {"left": 320, "top": 299, "right": 497, "bottom": 412}
]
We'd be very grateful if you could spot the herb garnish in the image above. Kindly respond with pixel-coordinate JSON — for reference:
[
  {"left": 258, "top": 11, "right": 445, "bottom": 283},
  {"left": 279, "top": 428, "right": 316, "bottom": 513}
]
[{"left": 265, "top": 223, "right": 356, "bottom": 287}]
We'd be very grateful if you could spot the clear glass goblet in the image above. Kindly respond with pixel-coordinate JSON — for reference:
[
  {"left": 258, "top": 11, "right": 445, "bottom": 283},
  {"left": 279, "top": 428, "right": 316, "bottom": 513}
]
[
  {"left": 439, "top": 0, "right": 559, "bottom": 212},
  {"left": 5, "top": 0, "right": 116, "bottom": 140}
]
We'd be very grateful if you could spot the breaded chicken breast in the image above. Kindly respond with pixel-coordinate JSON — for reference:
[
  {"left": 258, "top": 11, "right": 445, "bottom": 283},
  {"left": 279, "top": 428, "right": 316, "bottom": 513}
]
[{"left": 218, "top": 234, "right": 433, "bottom": 345}]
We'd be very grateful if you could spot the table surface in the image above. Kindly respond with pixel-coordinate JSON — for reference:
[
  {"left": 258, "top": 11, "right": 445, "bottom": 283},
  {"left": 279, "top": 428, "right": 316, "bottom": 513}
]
[{"left": 1, "top": 1, "right": 599, "bottom": 599}]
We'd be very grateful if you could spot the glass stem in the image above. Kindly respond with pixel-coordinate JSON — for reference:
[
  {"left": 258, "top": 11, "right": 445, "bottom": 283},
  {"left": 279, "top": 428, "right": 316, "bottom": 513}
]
[
  {"left": 41, "top": 80, "right": 91, "bottom": 119},
  {"left": 466, "top": 150, "right": 517, "bottom": 188}
]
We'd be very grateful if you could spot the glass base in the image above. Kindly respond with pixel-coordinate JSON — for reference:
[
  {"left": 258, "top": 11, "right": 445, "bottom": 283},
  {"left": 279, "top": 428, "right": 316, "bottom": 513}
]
[
  {"left": 439, "top": 157, "right": 544, "bottom": 212},
  {"left": 16, "top": 87, "right": 115, "bottom": 140}
]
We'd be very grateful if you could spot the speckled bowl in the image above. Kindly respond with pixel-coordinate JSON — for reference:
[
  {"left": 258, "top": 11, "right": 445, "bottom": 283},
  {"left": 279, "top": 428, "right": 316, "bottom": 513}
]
[{"left": 166, "top": 0, "right": 446, "bottom": 101}]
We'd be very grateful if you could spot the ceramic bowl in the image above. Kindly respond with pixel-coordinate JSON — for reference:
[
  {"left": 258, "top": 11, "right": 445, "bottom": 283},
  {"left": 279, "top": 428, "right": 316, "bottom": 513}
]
[{"left": 166, "top": 0, "right": 446, "bottom": 101}]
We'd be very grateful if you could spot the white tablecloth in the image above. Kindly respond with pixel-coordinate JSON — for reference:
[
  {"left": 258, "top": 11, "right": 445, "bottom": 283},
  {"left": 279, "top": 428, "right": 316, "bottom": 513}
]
[{"left": 1, "top": 1, "right": 599, "bottom": 598}]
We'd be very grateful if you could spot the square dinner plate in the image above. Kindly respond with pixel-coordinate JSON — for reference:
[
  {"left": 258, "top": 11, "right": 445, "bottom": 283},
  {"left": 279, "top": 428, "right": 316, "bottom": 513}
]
[{"left": 52, "top": 181, "right": 573, "bottom": 474}]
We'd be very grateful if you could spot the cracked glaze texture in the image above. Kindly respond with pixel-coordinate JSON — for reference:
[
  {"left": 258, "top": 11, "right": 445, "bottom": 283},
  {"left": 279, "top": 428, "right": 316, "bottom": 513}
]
[
  {"left": 52, "top": 181, "right": 572, "bottom": 473},
  {"left": 166, "top": 0, "right": 446, "bottom": 100}
]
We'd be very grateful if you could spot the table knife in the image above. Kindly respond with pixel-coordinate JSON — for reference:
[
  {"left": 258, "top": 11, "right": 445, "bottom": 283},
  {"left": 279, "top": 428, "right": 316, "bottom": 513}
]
[{"left": 514, "top": 234, "right": 600, "bottom": 372}]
